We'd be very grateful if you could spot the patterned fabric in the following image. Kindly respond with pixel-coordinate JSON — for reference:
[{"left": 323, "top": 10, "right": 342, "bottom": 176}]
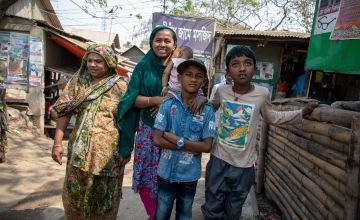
[
  {"left": 63, "top": 165, "right": 124, "bottom": 220},
  {"left": 52, "top": 44, "right": 128, "bottom": 219},
  {"left": 52, "top": 44, "right": 128, "bottom": 177},
  {"left": 154, "top": 93, "right": 216, "bottom": 182},
  {"left": 132, "top": 119, "right": 160, "bottom": 198},
  {"left": 116, "top": 26, "right": 177, "bottom": 158},
  {"left": 0, "top": 77, "right": 7, "bottom": 163}
]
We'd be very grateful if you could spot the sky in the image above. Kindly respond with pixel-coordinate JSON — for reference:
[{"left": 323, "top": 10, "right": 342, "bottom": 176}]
[{"left": 50, "top": 0, "right": 163, "bottom": 46}]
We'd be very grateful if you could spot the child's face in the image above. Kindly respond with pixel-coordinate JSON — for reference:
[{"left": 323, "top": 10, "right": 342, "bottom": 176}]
[
  {"left": 226, "top": 55, "right": 255, "bottom": 86},
  {"left": 178, "top": 65, "right": 205, "bottom": 94}
]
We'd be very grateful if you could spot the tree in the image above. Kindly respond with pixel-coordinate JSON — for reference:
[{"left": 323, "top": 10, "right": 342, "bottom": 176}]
[{"left": 159, "top": 0, "right": 315, "bottom": 32}]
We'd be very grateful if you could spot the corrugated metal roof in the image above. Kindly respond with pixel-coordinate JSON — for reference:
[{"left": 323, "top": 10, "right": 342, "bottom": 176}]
[
  {"left": 71, "top": 29, "right": 118, "bottom": 46},
  {"left": 216, "top": 29, "right": 310, "bottom": 39},
  {"left": 40, "top": 0, "right": 63, "bottom": 30}
]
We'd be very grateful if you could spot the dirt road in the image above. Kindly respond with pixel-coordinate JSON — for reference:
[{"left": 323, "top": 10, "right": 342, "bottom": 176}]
[{"left": 0, "top": 130, "right": 263, "bottom": 220}]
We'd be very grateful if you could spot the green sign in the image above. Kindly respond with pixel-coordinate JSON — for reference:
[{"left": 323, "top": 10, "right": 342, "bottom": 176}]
[{"left": 306, "top": 0, "right": 360, "bottom": 74}]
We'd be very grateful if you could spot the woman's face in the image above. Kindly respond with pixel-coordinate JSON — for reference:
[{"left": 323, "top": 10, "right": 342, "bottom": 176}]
[
  {"left": 152, "top": 29, "right": 176, "bottom": 61},
  {"left": 86, "top": 52, "right": 109, "bottom": 81}
]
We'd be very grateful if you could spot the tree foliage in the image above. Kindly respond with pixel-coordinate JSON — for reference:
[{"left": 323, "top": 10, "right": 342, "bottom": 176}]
[{"left": 161, "top": 0, "right": 315, "bottom": 32}]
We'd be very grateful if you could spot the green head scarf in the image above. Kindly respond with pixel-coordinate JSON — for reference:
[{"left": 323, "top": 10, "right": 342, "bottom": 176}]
[{"left": 116, "top": 26, "right": 177, "bottom": 158}]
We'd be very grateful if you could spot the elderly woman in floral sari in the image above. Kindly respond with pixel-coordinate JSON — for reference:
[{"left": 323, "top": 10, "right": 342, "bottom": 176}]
[{"left": 51, "top": 44, "right": 128, "bottom": 220}]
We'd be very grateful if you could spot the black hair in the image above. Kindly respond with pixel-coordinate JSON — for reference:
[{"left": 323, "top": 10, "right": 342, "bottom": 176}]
[
  {"left": 181, "top": 46, "right": 193, "bottom": 59},
  {"left": 225, "top": 45, "right": 256, "bottom": 70}
]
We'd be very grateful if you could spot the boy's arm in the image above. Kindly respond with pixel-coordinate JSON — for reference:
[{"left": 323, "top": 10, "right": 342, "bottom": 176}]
[
  {"left": 153, "top": 130, "right": 212, "bottom": 153},
  {"left": 153, "top": 129, "right": 177, "bottom": 149},
  {"left": 261, "top": 94, "right": 319, "bottom": 124},
  {"left": 163, "top": 132, "right": 212, "bottom": 153}
]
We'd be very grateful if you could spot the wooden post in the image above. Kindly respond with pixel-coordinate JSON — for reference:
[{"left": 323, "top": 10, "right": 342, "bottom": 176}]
[
  {"left": 345, "top": 116, "right": 360, "bottom": 220},
  {"left": 256, "top": 121, "right": 268, "bottom": 193}
]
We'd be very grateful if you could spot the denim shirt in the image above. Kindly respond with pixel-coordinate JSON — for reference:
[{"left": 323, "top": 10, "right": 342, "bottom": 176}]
[{"left": 154, "top": 93, "right": 216, "bottom": 182}]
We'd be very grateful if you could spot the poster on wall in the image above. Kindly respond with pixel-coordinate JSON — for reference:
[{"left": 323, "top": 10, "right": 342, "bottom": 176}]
[
  {"left": 257, "top": 62, "right": 274, "bottom": 80},
  {"left": 331, "top": 0, "right": 360, "bottom": 40},
  {"left": 0, "top": 33, "right": 10, "bottom": 80},
  {"left": 7, "top": 32, "right": 29, "bottom": 86},
  {"left": 29, "top": 36, "right": 42, "bottom": 86}
]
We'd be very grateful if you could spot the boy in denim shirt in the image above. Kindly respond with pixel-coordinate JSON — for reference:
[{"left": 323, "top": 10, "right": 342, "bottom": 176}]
[{"left": 154, "top": 59, "right": 216, "bottom": 220}]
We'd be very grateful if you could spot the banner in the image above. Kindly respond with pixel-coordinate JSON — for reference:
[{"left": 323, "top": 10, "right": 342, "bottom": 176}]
[
  {"left": 306, "top": 0, "right": 360, "bottom": 74},
  {"left": 29, "top": 37, "right": 43, "bottom": 86},
  {"left": 331, "top": 0, "right": 360, "bottom": 40},
  {"left": 152, "top": 13, "right": 215, "bottom": 56}
]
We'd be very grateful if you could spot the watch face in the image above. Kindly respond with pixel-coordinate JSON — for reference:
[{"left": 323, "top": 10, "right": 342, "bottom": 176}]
[{"left": 177, "top": 138, "right": 185, "bottom": 148}]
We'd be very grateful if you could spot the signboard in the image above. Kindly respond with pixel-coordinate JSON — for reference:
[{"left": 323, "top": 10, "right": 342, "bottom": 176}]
[
  {"left": 331, "top": 0, "right": 360, "bottom": 40},
  {"left": 152, "top": 13, "right": 215, "bottom": 56},
  {"left": 306, "top": 0, "right": 360, "bottom": 74}
]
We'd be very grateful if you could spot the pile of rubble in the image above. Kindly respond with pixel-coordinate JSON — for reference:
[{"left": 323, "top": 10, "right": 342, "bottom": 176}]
[{"left": 7, "top": 106, "right": 40, "bottom": 135}]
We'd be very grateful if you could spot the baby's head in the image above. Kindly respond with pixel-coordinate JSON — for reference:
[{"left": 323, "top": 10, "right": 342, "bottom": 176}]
[{"left": 180, "top": 46, "right": 193, "bottom": 59}]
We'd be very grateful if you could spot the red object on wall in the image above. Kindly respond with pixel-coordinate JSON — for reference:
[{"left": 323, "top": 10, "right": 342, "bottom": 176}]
[
  {"left": 277, "top": 83, "right": 288, "bottom": 93},
  {"left": 49, "top": 35, "right": 128, "bottom": 77}
]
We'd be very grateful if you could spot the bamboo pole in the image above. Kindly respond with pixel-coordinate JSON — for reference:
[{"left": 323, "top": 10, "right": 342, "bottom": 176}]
[
  {"left": 267, "top": 170, "right": 314, "bottom": 220},
  {"left": 267, "top": 160, "right": 336, "bottom": 220},
  {"left": 279, "top": 124, "right": 349, "bottom": 154},
  {"left": 345, "top": 116, "right": 360, "bottom": 220},
  {"left": 296, "top": 119, "right": 351, "bottom": 144},
  {"left": 267, "top": 166, "right": 322, "bottom": 220},
  {"left": 268, "top": 140, "right": 345, "bottom": 206},
  {"left": 268, "top": 128, "right": 347, "bottom": 182},
  {"left": 264, "top": 185, "right": 291, "bottom": 220},
  {"left": 256, "top": 121, "right": 268, "bottom": 193},
  {"left": 268, "top": 136, "right": 346, "bottom": 194},
  {"left": 267, "top": 148, "right": 344, "bottom": 219},
  {"left": 266, "top": 178, "right": 300, "bottom": 220},
  {"left": 308, "top": 107, "right": 360, "bottom": 128},
  {"left": 272, "top": 104, "right": 360, "bottom": 128},
  {"left": 269, "top": 125, "right": 347, "bottom": 169}
]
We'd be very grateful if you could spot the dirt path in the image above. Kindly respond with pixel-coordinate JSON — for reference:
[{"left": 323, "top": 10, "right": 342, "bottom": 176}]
[{"left": 0, "top": 130, "right": 278, "bottom": 220}]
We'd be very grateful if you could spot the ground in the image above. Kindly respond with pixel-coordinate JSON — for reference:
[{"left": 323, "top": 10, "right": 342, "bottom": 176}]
[{"left": 0, "top": 129, "right": 281, "bottom": 220}]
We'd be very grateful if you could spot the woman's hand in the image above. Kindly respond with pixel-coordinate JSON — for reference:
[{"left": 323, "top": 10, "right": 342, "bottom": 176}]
[
  {"left": 51, "top": 144, "right": 64, "bottom": 165},
  {"left": 110, "top": 156, "right": 131, "bottom": 172},
  {"left": 150, "top": 96, "right": 165, "bottom": 118},
  {"left": 189, "top": 96, "right": 208, "bottom": 115}
]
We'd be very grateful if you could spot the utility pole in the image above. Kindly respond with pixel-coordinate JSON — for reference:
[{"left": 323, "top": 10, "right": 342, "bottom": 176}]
[{"left": 163, "top": 0, "right": 166, "bottom": 13}]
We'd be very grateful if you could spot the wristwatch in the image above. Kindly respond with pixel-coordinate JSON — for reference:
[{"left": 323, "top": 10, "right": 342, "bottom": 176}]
[{"left": 176, "top": 137, "right": 185, "bottom": 150}]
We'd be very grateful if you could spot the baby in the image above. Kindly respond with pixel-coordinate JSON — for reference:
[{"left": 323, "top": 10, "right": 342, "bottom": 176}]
[{"left": 161, "top": 46, "right": 193, "bottom": 96}]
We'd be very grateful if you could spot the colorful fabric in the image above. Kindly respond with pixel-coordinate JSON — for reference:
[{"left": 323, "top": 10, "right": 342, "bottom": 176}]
[
  {"left": 0, "top": 78, "right": 7, "bottom": 163},
  {"left": 139, "top": 187, "right": 157, "bottom": 218},
  {"left": 52, "top": 44, "right": 128, "bottom": 177},
  {"left": 116, "top": 26, "right": 177, "bottom": 158},
  {"left": 154, "top": 93, "right": 216, "bottom": 182},
  {"left": 211, "top": 84, "right": 302, "bottom": 168},
  {"left": 132, "top": 119, "right": 160, "bottom": 198},
  {"left": 168, "top": 57, "right": 186, "bottom": 92},
  {"left": 62, "top": 165, "right": 124, "bottom": 220}
]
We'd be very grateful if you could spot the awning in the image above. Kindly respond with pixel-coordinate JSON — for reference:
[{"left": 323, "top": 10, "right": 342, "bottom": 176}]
[{"left": 48, "top": 34, "right": 129, "bottom": 77}]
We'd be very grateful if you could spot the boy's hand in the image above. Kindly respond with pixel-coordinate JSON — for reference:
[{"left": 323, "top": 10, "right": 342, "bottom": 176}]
[
  {"left": 189, "top": 96, "right": 208, "bottom": 115},
  {"left": 302, "top": 101, "right": 319, "bottom": 116}
]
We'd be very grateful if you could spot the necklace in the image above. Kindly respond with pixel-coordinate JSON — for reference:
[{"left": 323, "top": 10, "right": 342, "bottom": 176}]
[{"left": 233, "top": 84, "right": 254, "bottom": 101}]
